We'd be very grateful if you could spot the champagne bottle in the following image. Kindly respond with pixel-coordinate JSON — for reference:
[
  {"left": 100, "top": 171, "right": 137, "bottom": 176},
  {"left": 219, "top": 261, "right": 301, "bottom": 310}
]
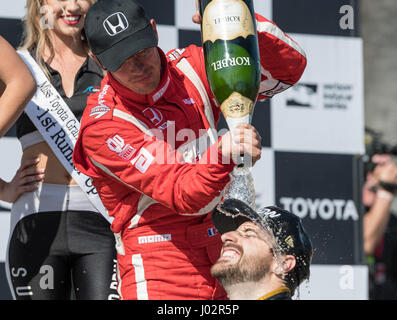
[
  {"left": 199, "top": 0, "right": 261, "bottom": 135},
  {"left": 199, "top": 0, "right": 261, "bottom": 210}
]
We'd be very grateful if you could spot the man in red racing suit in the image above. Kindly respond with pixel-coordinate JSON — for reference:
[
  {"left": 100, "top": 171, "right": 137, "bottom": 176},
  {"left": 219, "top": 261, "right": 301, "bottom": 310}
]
[{"left": 73, "top": 0, "right": 307, "bottom": 300}]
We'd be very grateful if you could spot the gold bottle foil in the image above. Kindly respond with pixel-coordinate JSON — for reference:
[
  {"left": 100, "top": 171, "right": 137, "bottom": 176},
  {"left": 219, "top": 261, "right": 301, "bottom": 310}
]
[
  {"left": 220, "top": 92, "right": 254, "bottom": 118},
  {"left": 202, "top": 0, "right": 255, "bottom": 43}
]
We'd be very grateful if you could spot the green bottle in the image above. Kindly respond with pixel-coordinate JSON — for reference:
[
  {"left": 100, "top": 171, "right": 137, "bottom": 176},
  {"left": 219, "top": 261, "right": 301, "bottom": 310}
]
[
  {"left": 199, "top": 0, "right": 261, "bottom": 133},
  {"left": 199, "top": 0, "right": 260, "bottom": 210}
]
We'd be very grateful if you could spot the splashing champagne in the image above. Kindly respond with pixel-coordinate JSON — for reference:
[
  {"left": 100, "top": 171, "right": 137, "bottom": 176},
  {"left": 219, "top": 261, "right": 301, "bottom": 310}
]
[{"left": 199, "top": 0, "right": 261, "bottom": 209}]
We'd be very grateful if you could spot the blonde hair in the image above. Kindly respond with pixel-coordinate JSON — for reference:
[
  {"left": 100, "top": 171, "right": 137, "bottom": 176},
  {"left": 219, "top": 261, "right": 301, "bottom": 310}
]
[{"left": 20, "top": 0, "right": 96, "bottom": 78}]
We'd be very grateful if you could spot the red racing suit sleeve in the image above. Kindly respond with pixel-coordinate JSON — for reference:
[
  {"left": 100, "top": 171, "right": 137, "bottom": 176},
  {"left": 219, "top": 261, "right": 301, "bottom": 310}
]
[
  {"left": 255, "top": 13, "right": 307, "bottom": 101},
  {"left": 175, "top": 14, "right": 307, "bottom": 107},
  {"left": 80, "top": 119, "right": 235, "bottom": 215},
  {"left": 165, "top": 15, "right": 307, "bottom": 136}
]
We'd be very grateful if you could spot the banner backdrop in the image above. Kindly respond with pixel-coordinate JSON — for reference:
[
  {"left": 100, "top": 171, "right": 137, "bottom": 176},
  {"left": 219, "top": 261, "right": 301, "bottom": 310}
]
[
  {"left": 271, "top": 35, "right": 364, "bottom": 154},
  {"left": 0, "top": 0, "right": 366, "bottom": 300}
]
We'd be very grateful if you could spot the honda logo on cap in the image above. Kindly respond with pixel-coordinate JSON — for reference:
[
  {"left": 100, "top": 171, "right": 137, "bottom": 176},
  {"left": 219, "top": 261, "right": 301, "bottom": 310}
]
[{"left": 103, "top": 12, "right": 129, "bottom": 36}]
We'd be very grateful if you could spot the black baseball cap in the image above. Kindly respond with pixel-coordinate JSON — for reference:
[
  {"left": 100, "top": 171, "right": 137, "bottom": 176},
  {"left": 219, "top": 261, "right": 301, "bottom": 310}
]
[
  {"left": 212, "top": 199, "right": 313, "bottom": 284},
  {"left": 84, "top": 0, "right": 158, "bottom": 72}
]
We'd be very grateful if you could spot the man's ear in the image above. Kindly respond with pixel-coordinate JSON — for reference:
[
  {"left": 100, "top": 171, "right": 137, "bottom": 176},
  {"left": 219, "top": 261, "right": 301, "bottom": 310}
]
[
  {"left": 281, "top": 255, "right": 296, "bottom": 274},
  {"left": 272, "top": 255, "right": 296, "bottom": 276},
  {"left": 150, "top": 19, "right": 159, "bottom": 42}
]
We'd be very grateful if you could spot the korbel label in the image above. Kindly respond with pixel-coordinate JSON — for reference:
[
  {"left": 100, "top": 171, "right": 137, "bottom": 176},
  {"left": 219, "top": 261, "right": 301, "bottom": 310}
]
[
  {"left": 211, "top": 56, "right": 251, "bottom": 71},
  {"left": 202, "top": 0, "right": 255, "bottom": 43},
  {"left": 221, "top": 92, "right": 254, "bottom": 118}
]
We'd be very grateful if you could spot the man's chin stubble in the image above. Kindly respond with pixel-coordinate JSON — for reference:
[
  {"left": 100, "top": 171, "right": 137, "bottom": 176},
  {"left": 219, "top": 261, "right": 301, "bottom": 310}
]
[
  {"left": 211, "top": 257, "right": 270, "bottom": 287},
  {"left": 211, "top": 262, "right": 247, "bottom": 287}
]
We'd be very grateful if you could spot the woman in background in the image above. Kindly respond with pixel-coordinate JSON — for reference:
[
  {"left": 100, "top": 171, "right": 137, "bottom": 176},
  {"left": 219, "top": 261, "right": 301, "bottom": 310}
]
[
  {"left": 0, "top": 36, "right": 36, "bottom": 137},
  {"left": 0, "top": 35, "right": 41, "bottom": 202},
  {"left": 3, "top": 0, "right": 118, "bottom": 300}
]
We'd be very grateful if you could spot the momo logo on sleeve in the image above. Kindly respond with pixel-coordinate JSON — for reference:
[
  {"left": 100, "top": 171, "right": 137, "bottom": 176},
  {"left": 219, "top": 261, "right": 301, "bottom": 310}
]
[{"left": 138, "top": 234, "right": 172, "bottom": 244}]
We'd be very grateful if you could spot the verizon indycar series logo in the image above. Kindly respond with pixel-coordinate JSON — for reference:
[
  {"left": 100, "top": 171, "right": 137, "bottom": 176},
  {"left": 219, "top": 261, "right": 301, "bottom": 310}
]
[
  {"left": 285, "top": 82, "right": 354, "bottom": 110},
  {"left": 285, "top": 83, "right": 319, "bottom": 108}
]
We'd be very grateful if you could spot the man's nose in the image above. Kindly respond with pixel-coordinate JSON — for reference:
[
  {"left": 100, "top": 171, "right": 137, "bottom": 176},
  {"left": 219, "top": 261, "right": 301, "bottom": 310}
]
[{"left": 221, "top": 231, "right": 239, "bottom": 244}]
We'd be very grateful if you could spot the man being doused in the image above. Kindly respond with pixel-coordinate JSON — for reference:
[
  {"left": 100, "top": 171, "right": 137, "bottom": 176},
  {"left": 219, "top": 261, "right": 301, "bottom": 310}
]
[{"left": 211, "top": 199, "right": 313, "bottom": 300}]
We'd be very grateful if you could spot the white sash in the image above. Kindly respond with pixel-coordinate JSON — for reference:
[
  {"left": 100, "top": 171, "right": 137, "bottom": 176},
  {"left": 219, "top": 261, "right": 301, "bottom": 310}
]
[{"left": 17, "top": 50, "right": 112, "bottom": 223}]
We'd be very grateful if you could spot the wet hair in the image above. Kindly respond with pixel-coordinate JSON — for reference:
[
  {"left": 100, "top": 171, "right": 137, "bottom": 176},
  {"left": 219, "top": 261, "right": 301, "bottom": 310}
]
[{"left": 283, "top": 254, "right": 311, "bottom": 296}]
